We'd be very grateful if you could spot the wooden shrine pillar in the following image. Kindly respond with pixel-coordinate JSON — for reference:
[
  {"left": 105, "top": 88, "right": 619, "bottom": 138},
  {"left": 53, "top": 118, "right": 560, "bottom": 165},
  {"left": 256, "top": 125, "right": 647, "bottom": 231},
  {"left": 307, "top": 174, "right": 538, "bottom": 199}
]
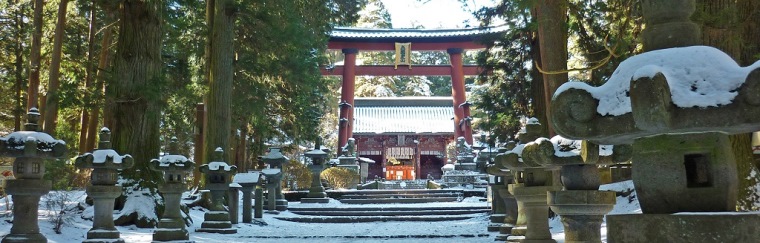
[
  {"left": 448, "top": 48, "right": 473, "bottom": 144},
  {"left": 338, "top": 48, "right": 358, "bottom": 153}
]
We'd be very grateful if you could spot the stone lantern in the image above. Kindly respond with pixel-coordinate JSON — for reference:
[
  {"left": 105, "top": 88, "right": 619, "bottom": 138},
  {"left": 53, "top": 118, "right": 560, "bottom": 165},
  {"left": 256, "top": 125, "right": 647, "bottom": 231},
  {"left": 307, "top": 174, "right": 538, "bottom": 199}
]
[
  {"left": 149, "top": 137, "right": 194, "bottom": 242},
  {"left": 232, "top": 172, "right": 264, "bottom": 223},
  {"left": 520, "top": 137, "right": 631, "bottom": 243},
  {"left": 261, "top": 168, "right": 282, "bottom": 212},
  {"left": 302, "top": 140, "right": 329, "bottom": 203},
  {"left": 75, "top": 127, "right": 134, "bottom": 243},
  {"left": 261, "top": 147, "right": 289, "bottom": 211},
  {"left": 0, "top": 108, "right": 66, "bottom": 243},
  {"left": 493, "top": 119, "right": 561, "bottom": 243},
  {"left": 197, "top": 148, "right": 237, "bottom": 234},
  {"left": 550, "top": 0, "right": 760, "bottom": 241}
]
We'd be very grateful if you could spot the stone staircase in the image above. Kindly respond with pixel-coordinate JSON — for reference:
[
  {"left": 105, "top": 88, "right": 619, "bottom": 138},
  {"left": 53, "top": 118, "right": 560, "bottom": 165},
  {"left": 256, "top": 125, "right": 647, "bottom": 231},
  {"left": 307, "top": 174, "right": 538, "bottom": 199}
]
[
  {"left": 276, "top": 205, "right": 490, "bottom": 223},
  {"left": 338, "top": 189, "right": 462, "bottom": 204},
  {"left": 274, "top": 188, "right": 489, "bottom": 223}
]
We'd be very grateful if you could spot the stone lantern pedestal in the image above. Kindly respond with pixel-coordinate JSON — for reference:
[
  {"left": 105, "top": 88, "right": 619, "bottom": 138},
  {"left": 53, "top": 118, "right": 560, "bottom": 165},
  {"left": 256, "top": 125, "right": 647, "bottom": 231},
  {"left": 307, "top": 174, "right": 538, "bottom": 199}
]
[
  {"left": 0, "top": 109, "right": 67, "bottom": 243},
  {"left": 261, "top": 148, "right": 289, "bottom": 211},
  {"left": 197, "top": 148, "right": 237, "bottom": 234},
  {"left": 301, "top": 164, "right": 329, "bottom": 203},
  {"left": 75, "top": 127, "right": 133, "bottom": 243},
  {"left": 302, "top": 142, "right": 329, "bottom": 203},
  {"left": 3, "top": 179, "right": 51, "bottom": 243},
  {"left": 150, "top": 137, "right": 195, "bottom": 242},
  {"left": 548, "top": 190, "right": 614, "bottom": 243},
  {"left": 262, "top": 168, "right": 282, "bottom": 212},
  {"left": 233, "top": 172, "right": 263, "bottom": 223},
  {"left": 507, "top": 184, "right": 561, "bottom": 243}
]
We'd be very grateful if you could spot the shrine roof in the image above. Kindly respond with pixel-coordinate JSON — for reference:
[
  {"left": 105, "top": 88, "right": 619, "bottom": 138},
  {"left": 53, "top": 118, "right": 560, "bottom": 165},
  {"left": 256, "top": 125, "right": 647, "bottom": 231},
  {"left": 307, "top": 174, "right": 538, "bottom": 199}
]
[
  {"left": 330, "top": 25, "right": 508, "bottom": 43},
  {"left": 354, "top": 97, "right": 454, "bottom": 134}
]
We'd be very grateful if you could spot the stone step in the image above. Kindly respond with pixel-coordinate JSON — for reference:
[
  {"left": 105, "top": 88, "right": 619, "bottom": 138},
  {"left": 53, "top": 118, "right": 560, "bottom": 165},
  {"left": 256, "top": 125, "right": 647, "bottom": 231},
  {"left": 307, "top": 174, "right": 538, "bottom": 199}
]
[
  {"left": 344, "top": 189, "right": 463, "bottom": 195},
  {"left": 339, "top": 197, "right": 459, "bottom": 204},
  {"left": 340, "top": 193, "right": 461, "bottom": 199},
  {"left": 289, "top": 209, "right": 491, "bottom": 216},
  {"left": 289, "top": 206, "right": 490, "bottom": 212},
  {"left": 274, "top": 215, "right": 479, "bottom": 223}
]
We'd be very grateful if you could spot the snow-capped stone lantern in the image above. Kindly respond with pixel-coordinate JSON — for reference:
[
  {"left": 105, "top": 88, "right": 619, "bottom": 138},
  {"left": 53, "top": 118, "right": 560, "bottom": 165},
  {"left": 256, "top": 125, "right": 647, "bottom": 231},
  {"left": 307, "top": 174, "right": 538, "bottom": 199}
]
[
  {"left": 492, "top": 119, "right": 561, "bottom": 242},
  {"left": 261, "top": 147, "right": 289, "bottom": 211},
  {"left": 550, "top": 0, "right": 760, "bottom": 241},
  {"left": 0, "top": 108, "right": 66, "bottom": 243},
  {"left": 520, "top": 137, "right": 630, "bottom": 243},
  {"left": 261, "top": 168, "right": 282, "bottom": 212},
  {"left": 75, "top": 127, "right": 134, "bottom": 243},
  {"left": 197, "top": 147, "right": 237, "bottom": 234},
  {"left": 302, "top": 140, "right": 330, "bottom": 203},
  {"left": 149, "top": 137, "right": 195, "bottom": 242}
]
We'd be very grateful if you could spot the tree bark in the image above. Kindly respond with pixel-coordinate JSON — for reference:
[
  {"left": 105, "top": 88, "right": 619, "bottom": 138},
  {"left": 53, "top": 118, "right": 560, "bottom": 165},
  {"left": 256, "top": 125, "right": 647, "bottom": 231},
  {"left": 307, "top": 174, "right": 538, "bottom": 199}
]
[
  {"left": 13, "top": 0, "right": 25, "bottom": 131},
  {"left": 86, "top": 10, "right": 116, "bottom": 152},
  {"left": 26, "top": 0, "right": 44, "bottom": 111},
  {"left": 204, "top": 0, "right": 236, "bottom": 164},
  {"left": 535, "top": 0, "right": 568, "bottom": 137},
  {"left": 79, "top": 2, "right": 97, "bottom": 153},
  {"left": 696, "top": 0, "right": 760, "bottom": 211},
  {"left": 43, "top": 0, "right": 71, "bottom": 134},
  {"left": 108, "top": 0, "right": 164, "bottom": 188}
]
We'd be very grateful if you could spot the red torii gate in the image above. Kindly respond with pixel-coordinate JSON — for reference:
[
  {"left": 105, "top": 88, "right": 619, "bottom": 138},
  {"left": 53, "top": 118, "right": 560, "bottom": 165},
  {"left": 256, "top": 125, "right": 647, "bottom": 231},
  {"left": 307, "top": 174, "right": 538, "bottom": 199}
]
[{"left": 322, "top": 26, "right": 506, "bottom": 152}]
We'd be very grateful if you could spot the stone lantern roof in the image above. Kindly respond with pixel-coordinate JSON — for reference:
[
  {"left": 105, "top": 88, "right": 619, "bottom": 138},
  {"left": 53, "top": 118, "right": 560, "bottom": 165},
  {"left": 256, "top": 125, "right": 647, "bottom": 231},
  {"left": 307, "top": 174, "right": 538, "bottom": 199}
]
[
  {"left": 0, "top": 108, "right": 66, "bottom": 158},
  {"left": 75, "top": 127, "right": 134, "bottom": 169},
  {"left": 199, "top": 147, "right": 236, "bottom": 173},
  {"left": 262, "top": 148, "right": 289, "bottom": 168},
  {"left": 150, "top": 137, "right": 194, "bottom": 172}
]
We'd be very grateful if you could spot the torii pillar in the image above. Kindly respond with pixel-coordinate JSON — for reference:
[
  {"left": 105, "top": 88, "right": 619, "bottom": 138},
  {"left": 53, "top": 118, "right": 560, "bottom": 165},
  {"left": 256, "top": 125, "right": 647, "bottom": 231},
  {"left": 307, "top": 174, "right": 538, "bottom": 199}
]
[
  {"left": 448, "top": 48, "right": 473, "bottom": 144},
  {"left": 338, "top": 48, "right": 358, "bottom": 153}
]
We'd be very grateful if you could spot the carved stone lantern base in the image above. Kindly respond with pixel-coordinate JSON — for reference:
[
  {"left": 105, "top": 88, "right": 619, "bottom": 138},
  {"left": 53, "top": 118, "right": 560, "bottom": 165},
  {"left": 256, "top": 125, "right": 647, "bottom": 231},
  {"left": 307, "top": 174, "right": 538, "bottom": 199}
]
[
  {"left": 302, "top": 165, "right": 329, "bottom": 203},
  {"left": 607, "top": 213, "right": 760, "bottom": 243},
  {"left": 196, "top": 212, "right": 237, "bottom": 234},
  {"left": 2, "top": 179, "right": 51, "bottom": 243},
  {"left": 504, "top": 184, "right": 528, "bottom": 237},
  {"left": 548, "top": 190, "right": 615, "bottom": 243},
  {"left": 84, "top": 185, "right": 124, "bottom": 242},
  {"left": 506, "top": 184, "right": 561, "bottom": 243},
  {"left": 494, "top": 187, "right": 518, "bottom": 241},
  {"left": 487, "top": 183, "right": 506, "bottom": 232}
]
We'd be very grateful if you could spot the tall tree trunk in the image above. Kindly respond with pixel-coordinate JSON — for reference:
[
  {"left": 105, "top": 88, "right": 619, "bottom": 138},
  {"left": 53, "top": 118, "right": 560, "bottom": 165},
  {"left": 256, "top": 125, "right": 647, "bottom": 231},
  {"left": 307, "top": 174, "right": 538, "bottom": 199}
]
[
  {"left": 109, "top": 0, "right": 164, "bottom": 183},
  {"left": 235, "top": 123, "right": 249, "bottom": 172},
  {"left": 695, "top": 0, "right": 760, "bottom": 211},
  {"left": 529, "top": 6, "right": 549, "bottom": 135},
  {"left": 204, "top": 0, "right": 236, "bottom": 164},
  {"left": 737, "top": 0, "right": 760, "bottom": 67},
  {"left": 535, "top": 0, "right": 568, "bottom": 137},
  {"left": 86, "top": 10, "right": 116, "bottom": 152},
  {"left": 13, "top": 0, "right": 25, "bottom": 131},
  {"left": 109, "top": 0, "right": 164, "bottom": 227},
  {"left": 26, "top": 0, "right": 44, "bottom": 111},
  {"left": 43, "top": 0, "right": 70, "bottom": 134},
  {"left": 79, "top": 2, "right": 97, "bottom": 153}
]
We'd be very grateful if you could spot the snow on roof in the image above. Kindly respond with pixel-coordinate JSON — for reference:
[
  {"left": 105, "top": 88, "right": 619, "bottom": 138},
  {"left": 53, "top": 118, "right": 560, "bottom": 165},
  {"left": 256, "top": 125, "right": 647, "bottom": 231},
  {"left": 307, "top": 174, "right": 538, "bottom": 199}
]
[
  {"left": 554, "top": 46, "right": 760, "bottom": 116},
  {"left": 3, "top": 131, "right": 66, "bottom": 148},
  {"left": 353, "top": 97, "right": 454, "bottom": 134},
  {"left": 90, "top": 149, "right": 130, "bottom": 163},
  {"left": 261, "top": 168, "right": 281, "bottom": 175},
  {"left": 155, "top": 154, "right": 190, "bottom": 166},
  {"left": 233, "top": 172, "right": 262, "bottom": 184},
  {"left": 206, "top": 161, "right": 234, "bottom": 172},
  {"left": 330, "top": 25, "right": 508, "bottom": 41}
]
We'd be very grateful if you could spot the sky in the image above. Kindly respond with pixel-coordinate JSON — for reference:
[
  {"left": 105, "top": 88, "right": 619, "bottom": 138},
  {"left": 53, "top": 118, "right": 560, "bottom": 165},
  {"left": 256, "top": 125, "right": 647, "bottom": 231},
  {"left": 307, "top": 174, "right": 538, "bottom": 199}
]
[{"left": 381, "top": 0, "right": 496, "bottom": 28}]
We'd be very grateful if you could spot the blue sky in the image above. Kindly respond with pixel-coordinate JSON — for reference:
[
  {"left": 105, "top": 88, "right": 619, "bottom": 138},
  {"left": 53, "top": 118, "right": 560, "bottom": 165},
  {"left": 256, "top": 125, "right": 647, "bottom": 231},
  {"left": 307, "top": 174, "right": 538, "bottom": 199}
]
[{"left": 381, "top": 0, "right": 495, "bottom": 28}]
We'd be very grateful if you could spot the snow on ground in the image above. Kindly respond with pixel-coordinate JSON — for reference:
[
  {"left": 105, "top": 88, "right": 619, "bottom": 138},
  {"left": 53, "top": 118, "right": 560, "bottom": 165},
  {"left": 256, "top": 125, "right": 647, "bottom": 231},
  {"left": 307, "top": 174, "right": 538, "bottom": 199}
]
[{"left": 0, "top": 181, "right": 643, "bottom": 243}]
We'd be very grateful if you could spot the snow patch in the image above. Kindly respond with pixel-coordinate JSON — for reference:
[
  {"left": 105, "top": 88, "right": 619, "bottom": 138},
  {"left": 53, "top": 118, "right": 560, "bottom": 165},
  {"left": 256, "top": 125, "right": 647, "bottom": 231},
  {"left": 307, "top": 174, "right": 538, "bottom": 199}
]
[{"left": 554, "top": 46, "right": 760, "bottom": 116}]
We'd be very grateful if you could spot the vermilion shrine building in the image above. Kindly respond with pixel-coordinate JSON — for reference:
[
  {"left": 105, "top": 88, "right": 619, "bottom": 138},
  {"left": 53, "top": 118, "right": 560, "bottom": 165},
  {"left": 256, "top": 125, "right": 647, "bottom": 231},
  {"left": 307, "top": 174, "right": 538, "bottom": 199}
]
[{"left": 322, "top": 26, "right": 505, "bottom": 180}]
